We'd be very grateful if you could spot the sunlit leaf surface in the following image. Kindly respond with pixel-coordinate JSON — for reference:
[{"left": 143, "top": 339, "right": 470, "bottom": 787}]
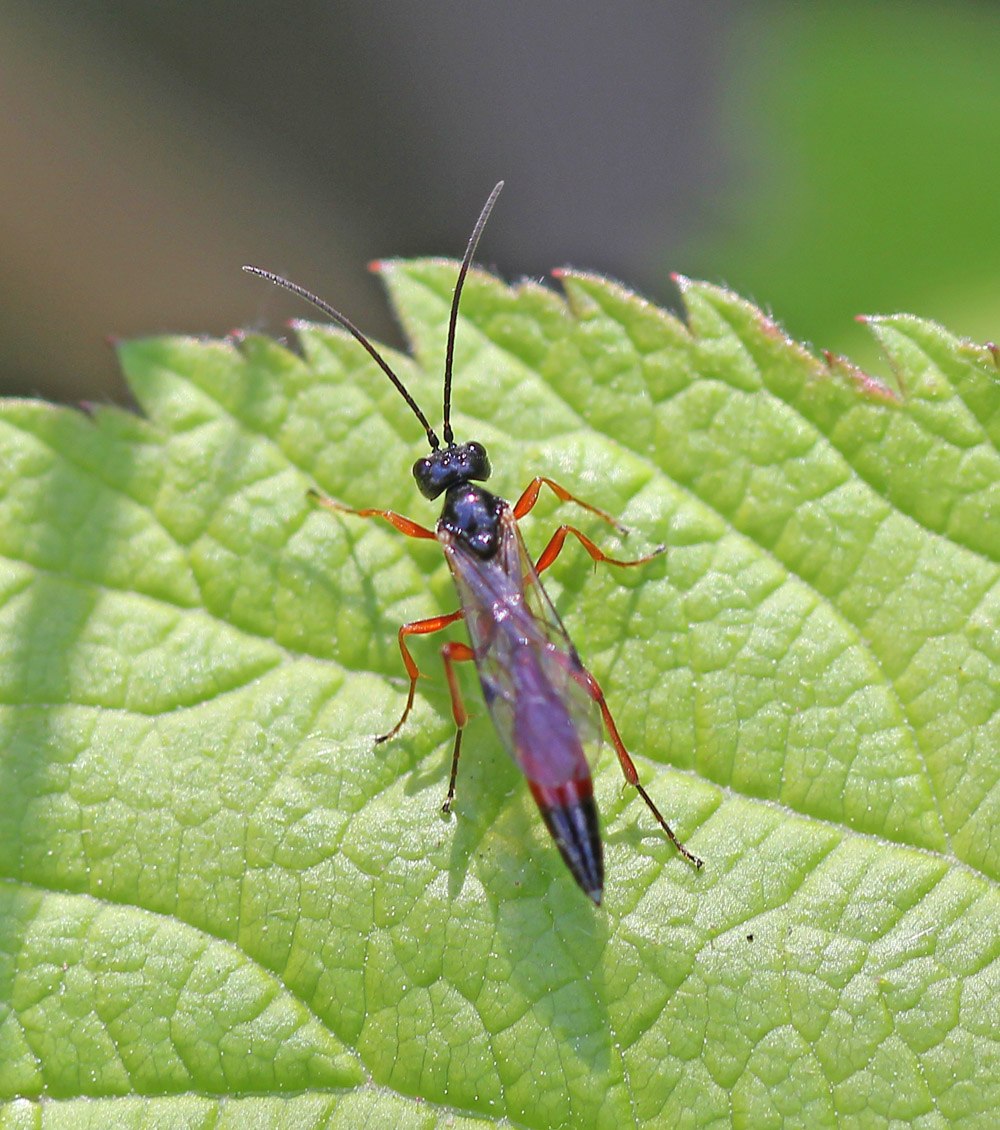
[{"left": 0, "top": 262, "right": 996, "bottom": 1127}]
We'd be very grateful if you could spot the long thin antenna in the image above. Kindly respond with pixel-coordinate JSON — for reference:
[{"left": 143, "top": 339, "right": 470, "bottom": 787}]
[
  {"left": 242, "top": 264, "right": 441, "bottom": 450},
  {"left": 442, "top": 180, "right": 504, "bottom": 446}
]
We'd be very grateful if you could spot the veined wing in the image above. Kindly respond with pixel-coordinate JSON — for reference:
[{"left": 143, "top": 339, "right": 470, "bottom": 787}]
[{"left": 440, "top": 505, "right": 602, "bottom": 788}]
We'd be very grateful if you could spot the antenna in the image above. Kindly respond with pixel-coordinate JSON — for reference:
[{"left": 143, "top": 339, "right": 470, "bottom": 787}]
[
  {"left": 242, "top": 264, "right": 441, "bottom": 450},
  {"left": 442, "top": 180, "right": 504, "bottom": 446}
]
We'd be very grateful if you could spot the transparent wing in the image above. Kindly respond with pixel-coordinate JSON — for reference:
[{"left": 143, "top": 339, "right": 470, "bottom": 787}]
[{"left": 441, "top": 506, "right": 603, "bottom": 787}]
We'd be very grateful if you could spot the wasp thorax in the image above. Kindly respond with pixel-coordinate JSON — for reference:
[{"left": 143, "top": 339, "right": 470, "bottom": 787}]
[{"left": 413, "top": 441, "right": 491, "bottom": 500}]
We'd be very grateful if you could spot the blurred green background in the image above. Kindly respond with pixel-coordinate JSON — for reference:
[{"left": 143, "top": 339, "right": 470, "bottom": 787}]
[{"left": 1, "top": 1, "right": 997, "bottom": 403}]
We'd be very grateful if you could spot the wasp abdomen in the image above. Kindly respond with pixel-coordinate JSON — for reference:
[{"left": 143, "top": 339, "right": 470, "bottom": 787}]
[{"left": 530, "top": 780, "right": 603, "bottom": 904}]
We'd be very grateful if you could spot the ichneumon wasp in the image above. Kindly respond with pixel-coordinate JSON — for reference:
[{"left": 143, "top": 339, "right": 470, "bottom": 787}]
[{"left": 244, "top": 181, "right": 702, "bottom": 903}]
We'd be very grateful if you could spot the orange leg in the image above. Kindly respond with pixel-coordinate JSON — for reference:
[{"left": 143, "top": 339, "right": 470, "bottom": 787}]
[
  {"left": 512, "top": 476, "right": 629, "bottom": 536},
  {"left": 309, "top": 485, "right": 477, "bottom": 808},
  {"left": 376, "top": 610, "right": 464, "bottom": 743},
  {"left": 569, "top": 661, "right": 702, "bottom": 868},
  {"left": 308, "top": 487, "right": 436, "bottom": 540},
  {"left": 439, "top": 642, "right": 476, "bottom": 814},
  {"left": 534, "top": 524, "right": 665, "bottom": 576}
]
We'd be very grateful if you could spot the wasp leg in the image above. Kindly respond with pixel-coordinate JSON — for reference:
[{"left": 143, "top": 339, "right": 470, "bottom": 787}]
[
  {"left": 570, "top": 661, "right": 702, "bottom": 869},
  {"left": 440, "top": 642, "right": 476, "bottom": 814},
  {"left": 533, "top": 524, "right": 665, "bottom": 576},
  {"left": 376, "top": 610, "right": 464, "bottom": 743},
  {"left": 308, "top": 488, "right": 436, "bottom": 540},
  {"left": 512, "top": 476, "right": 630, "bottom": 536}
]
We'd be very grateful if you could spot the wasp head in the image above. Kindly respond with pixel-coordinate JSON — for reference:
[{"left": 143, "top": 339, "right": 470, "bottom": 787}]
[{"left": 413, "top": 441, "right": 491, "bottom": 500}]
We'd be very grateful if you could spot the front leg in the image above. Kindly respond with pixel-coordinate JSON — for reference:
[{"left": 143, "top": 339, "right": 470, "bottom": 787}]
[
  {"left": 308, "top": 488, "right": 453, "bottom": 743},
  {"left": 308, "top": 488, "right": 436, "bottom": 540}
]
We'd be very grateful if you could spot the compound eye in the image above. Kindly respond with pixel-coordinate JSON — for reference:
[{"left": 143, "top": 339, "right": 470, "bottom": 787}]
[
  {"left": 412, "top": 455, "right": 441, "bottom": 499},
  {"left": 466, "top": 441, "right": 491, "bottom": 481}
]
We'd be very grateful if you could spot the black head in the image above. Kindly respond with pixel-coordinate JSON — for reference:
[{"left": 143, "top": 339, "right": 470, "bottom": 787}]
[
  {"left": 413, "top": 441, "right": 491, "bottom": 500},
  {"left": 243, "top": 181, "right": 504, "bottom": 484}
]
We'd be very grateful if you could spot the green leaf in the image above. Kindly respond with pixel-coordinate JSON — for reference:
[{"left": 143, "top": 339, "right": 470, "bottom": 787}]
[{"left": 1, "top": 262, "right": 997, "bottom": 1128}]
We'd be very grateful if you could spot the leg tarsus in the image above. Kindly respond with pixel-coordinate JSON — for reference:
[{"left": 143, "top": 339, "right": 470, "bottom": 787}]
[
  {"left": 441, "top": 729, "right": 463, "bottom": 815},
  {"left": 375, "top": 680, "right": 416, "bottom": 744},
  {"left": 633, "top": 782, "right": 703, "bottom": 869},
  {"left": 534, "top": 524, "right": 666, "bottom": 576},
  {"left": 439, "top": 641, "right": 475, "bottom": 813}
]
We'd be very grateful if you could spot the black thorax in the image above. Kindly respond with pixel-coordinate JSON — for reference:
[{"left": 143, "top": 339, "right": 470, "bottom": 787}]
[{"left": 438, "top": 483, "right": 504, "bottom": 559}]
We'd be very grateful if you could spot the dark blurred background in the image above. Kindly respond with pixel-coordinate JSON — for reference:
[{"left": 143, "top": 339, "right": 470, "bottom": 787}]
[{"left": 2, "top": 1, "right": 998, "bottom": 403}]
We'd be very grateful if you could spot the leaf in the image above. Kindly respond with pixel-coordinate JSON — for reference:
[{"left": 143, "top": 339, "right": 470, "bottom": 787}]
[{"left": 0, "top": 263, "right": 997, "bottom": 1128}]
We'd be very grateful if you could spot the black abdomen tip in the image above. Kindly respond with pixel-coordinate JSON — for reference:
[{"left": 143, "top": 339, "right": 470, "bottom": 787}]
[{"left": 535, "top": 790, "right": 604, "bottom": 904}]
